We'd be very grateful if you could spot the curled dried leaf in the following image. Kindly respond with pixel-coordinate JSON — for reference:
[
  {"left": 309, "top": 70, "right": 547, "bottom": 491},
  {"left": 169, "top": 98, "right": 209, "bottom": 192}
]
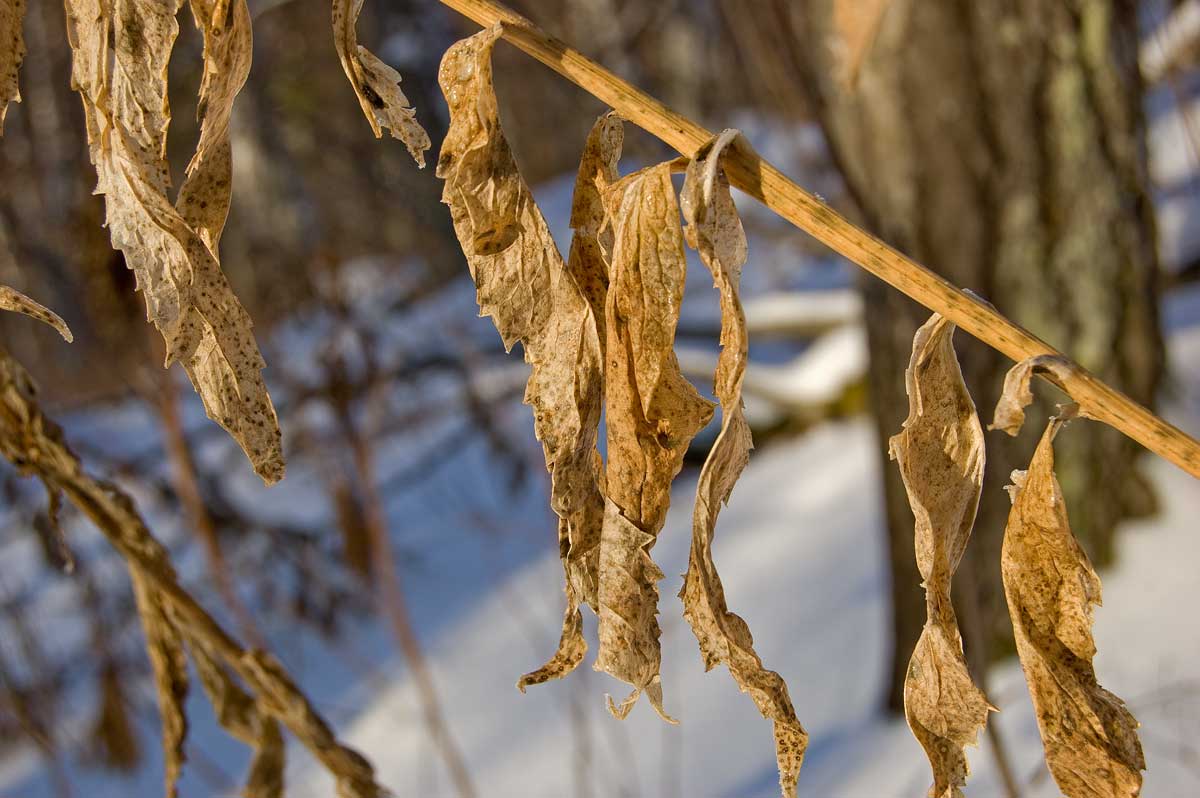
[
  {"left": 990, "top": 354, "right": 1080, "bottom": 436},
  {"left": 0, "top": 285, "right": 73, "bottom": 341},
  {"left": 191, "top": 643, "right": 284, "bottom": 798},
  {"left": 1002, "top": 414, "right": 1145, "bottom": 798},
  {"left": 519, "top": 112, "right": 623, "bottom": 690},
  {"left": 333, "top": 0, "right": 431, "bottom": 165},
  {"left": 596, "top": 160, "right": 715, "bottom": 721},
  {"left": 63, "top": 0, "right": 284, "bottom": 484},
  {"left": 436, "top": 28, "right": 615, "bottom": 691},
  {"left": 0, "top": 0, "right": 24, "bottom": 132},
  {"left": 130, "top": 572, "right": 190, "bottom": 798},
  {"left": 678, "top": 131, "right": 807, "bottom": 798},
  {"left": 889, "top": 314, "right": 990, "bottom": 798}
]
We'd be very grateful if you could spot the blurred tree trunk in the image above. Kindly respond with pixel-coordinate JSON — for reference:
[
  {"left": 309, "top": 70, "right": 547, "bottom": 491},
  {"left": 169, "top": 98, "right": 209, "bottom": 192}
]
[{"left": 726, "top": 0, "right": 1164, "bottom": 712}]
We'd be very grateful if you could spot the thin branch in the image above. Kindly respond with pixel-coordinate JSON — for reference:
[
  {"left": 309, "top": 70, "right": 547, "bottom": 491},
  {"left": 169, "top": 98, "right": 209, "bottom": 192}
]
[{"left": 436, "top": 0, "right": 1200, "bottom": 479}]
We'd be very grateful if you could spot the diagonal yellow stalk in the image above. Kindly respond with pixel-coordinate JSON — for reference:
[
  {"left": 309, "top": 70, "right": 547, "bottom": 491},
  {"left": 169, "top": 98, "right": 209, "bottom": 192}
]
[{"left": 436, "top": 0, "right": 1200, "bottom": 480}]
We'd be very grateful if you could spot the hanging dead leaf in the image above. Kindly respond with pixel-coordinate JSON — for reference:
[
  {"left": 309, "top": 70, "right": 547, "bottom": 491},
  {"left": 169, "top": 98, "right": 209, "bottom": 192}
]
[
  {"left": 889, "top": 313, "right": 990, "bottom": 798},
  {"left": 596, "top": 159, "right": 715, "bottom": 722},
  {"left": 0, "top": 0, "right": 24, "bottom": 132},
  {"left": 989, "top": 353, "right": 1080, "bottom": 436},
  {"left": 832, "top": 0, "right": 894, "bottom": 89},
  {"left": 1001, "top": 410, "right": 1145, "bottom": 798},
  {"left": 130, "top": 572, "right": 190, "bottom": 798},
  {"left": 333, "top": 0, "right": 431, "bottom": 165},
  {"left": 435, "top": 27, "right": 612, "bottom": 690},
  {"left": 63, "top": 0, "right": 284, "bottom": 484},
  {"left": 191, "top": 642, "right": 284, "bottom": 798},
  {"left": 678, "top": 130, "right": 807, "bottom": 798},
  {"left": 519, "top": 112, "right": 623, "bottom": 691},
  {"left": 0, "top": 285, "right": 73, "bottom": 341}
]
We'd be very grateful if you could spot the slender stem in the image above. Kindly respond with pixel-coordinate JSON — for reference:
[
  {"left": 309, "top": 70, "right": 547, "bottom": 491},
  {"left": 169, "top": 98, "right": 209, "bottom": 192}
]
[{"left": 435, "top": 0, "right": 1200, "bottom": 479}]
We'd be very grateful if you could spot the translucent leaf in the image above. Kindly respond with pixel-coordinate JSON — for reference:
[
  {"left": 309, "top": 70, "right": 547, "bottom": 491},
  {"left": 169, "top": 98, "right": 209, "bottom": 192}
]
[
  {"left": 678, "top": 130, "right": 807, "bottom": 798},
  {"left": 1001, "top": 412, "right": 1145, "bottom": 798},
  {"left": 332, "top": 0, "right": 430, "bottom": 165},
  {"left": 889, "top": 313, "right": 990, "bottom": 798}
]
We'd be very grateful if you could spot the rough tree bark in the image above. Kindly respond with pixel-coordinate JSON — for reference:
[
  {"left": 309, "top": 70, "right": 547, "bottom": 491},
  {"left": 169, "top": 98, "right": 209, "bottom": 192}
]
[{"left": 725, "top": 0, "right": 1164, "bottom": 711}]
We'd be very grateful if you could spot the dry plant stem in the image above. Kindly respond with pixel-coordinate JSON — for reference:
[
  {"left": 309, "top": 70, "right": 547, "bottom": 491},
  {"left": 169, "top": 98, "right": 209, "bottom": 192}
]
[
  {"left": 436, "top": 0, "right": 1200, "bottom": 480},
  {"left": 340, "top": 403, "right": 477, "bottom": 798},
  {"left": 157, "top": 375, "right": 267, "bottom": 650}
]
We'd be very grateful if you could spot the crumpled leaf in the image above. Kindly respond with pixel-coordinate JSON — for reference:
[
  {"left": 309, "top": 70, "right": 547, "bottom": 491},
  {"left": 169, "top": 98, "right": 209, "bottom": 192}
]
[
  {"left": 1001, "top": 409, "right": 1145, "bottom": 798},
  {"left": 888, "top": 313, "right": 990, "bottom": 798},
  {"left": 130, "top": 571, "right": 190, "bottom": 798},
  {"left": 0, "top": 285, "right": 73, "bottom": 341},
  {"left": 0, "top": 0, "right": 24, "bottom": 132},
  {"left": 678, "top": 130, "right": 807, "bottom": 798},
  {"left": 332, "top": 0, "right": 430, "bottom": 165},
  {"left": 989, "top": 353, "right": 1079, "bottom": 436},
  {"left": 191, "top": 642, "right": 284, "bottom": 798},
  {"left": 518, "top": 112, "right": 623, "bottom": 690},
  {"left": 434, "top": 27, "right": 612, "bottom": 690},
  {"left": 596, "top": 160, "right": 715, "bottom": 722},
  {"left": 63, "top": 0, "right": 284, "bottom": 484}
]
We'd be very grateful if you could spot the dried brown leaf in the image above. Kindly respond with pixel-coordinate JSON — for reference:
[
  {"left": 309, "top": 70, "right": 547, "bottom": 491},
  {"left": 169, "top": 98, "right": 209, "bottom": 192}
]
[
  {"left": 519, "top": 112, "right": 623, "bottom": 690},
  {"left": 0, "top": 345, "right": 384, "bottom": 798},
  {"left": 679, "top": 130, "right": 807, "bottom": 798},
  {"left": 130, "top": 571, "right": 190, "bottom": 798},
  {"left": 63, "top": 0, "right": 284, "bottom": 484},
  {"left": 989, "top": 354, "right": 1079, "bottom": 436},
  {"left": 596, "top": 160, "right": 715, "bottom": 721},
  {"left": 1002, "top": 414, "right": 1145, "bottom": 798},
  {"left": 0, "top": 0, "right": 25, "bottom": 132},
  {"left": 832, "top": 0, "right": 894, "bottom": 89},
  {"left": 889, "top": 314, "right": 990, "bottom": 798},
  {"left": 435, "top": 27, "right": 615, "bottom": 690},
  {"left": 191, "top": 643, "right": 284, "bottom": 798},
  {"left": 0, "top": 285, "right": 73, "bottom": 341},
  {"left": 332, "top": 0, "right": 430, "bottom": 165}
]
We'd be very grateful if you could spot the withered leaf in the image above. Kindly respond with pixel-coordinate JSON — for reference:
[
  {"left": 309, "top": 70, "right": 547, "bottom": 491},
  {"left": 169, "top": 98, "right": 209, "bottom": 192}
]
[
  {"left": 0, "top": 285, "right": 73, "bottom": 341},
  {"left": 889, "top": 314, "right": 990, "bottom": 798},
  {"left": 130, "top": 572, "right": 190, "bottom": 798},
  {"left": 596, "top": 160, "right": 715, "bottom": 722},
  {"left": 0, "top": 0, "right": 24, "bottom": 132},
  {"left": 63, "top": 0, "right": 284, "bottom": 483},
  {"left": 989, "top": 353, "right": 1079, "bottom": 436},
  {"left": 191, "top": 642, "right": 284, "bottom": 798},
  {"left": 332, "top": 0, "right": 431, "bottom": 165},
  {"left": 435, "top": 27, "right": 612, "bottom": 690},
  {"left": 679, "top": 130, "right": 807, "bottom": 798},
  {"left": 1002, "top": 413, "right": 1145, "bottom": 798},
  {"left": 832, "top": 0, "right": 895, "bottom": 89},
  {"left": 519, "top": 112, "right": 623, "bottom": 691}
]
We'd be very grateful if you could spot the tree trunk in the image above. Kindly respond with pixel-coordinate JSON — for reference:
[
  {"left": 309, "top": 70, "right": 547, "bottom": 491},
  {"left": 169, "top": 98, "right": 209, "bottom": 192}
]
[{"left": 727, "top": 0, "right": 1164, "bottom": 712}]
